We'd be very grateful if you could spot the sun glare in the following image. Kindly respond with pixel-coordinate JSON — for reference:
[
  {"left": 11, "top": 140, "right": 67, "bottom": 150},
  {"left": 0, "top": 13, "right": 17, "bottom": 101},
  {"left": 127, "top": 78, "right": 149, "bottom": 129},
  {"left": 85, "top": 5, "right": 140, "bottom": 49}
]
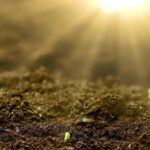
[{"left": 96, "top": 0, "right": 147, "bottom": 14}]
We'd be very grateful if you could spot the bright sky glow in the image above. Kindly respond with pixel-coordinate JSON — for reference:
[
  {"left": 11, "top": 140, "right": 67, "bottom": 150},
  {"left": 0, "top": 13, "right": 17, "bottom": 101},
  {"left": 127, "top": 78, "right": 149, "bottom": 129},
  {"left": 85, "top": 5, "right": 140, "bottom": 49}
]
[{"left": 96, "top": 0, "right": 147, "bottom": 14}]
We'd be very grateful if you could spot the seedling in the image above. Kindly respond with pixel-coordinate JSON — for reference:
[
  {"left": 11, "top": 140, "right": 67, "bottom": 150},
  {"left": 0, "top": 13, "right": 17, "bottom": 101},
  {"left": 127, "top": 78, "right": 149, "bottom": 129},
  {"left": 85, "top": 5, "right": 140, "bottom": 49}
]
[
  {"left": 148, "top": 89, "right": 150, "bottom": 99},
  {"left": 64, "top": 132, "right": 70, "bottom": 144}
]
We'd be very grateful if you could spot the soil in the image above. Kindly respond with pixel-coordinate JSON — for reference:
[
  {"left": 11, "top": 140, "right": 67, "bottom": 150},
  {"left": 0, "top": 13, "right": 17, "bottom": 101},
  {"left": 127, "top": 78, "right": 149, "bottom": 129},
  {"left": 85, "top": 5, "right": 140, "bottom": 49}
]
[{"left": 0, "top": 68, "right": 150, "bottom": 150}]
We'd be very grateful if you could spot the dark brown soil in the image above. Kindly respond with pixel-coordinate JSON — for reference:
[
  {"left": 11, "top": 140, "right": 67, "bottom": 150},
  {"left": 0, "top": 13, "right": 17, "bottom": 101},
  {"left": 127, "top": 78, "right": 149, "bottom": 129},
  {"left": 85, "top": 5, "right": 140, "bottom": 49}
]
[{"left": 0, "top": 68, "right": 150, "bottom": 150}]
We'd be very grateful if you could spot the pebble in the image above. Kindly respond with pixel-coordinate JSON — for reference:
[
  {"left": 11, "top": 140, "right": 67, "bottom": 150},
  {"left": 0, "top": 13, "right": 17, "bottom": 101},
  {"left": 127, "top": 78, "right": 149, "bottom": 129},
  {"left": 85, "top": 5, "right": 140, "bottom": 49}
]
[{"left": 60, "top": 146, "right": 75, "bottom": 150}]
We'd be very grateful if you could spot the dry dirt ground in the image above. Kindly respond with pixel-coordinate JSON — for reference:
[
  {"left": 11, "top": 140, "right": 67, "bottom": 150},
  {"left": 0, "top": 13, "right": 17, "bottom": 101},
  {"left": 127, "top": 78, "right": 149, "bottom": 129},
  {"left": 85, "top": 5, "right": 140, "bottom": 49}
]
[{"left": 0, "top": 68, "right": 150, "bottom": 150}]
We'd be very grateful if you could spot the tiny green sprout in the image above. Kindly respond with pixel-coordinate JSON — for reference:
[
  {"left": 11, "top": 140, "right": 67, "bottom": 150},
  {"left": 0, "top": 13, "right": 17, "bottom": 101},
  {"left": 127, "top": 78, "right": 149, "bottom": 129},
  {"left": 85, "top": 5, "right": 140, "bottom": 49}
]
[
  {"left": 64, "top": 132, "right": 70, "bottom": 144},
  {"left": 148, "top": 89, "right": 150, "bottom": 99}
]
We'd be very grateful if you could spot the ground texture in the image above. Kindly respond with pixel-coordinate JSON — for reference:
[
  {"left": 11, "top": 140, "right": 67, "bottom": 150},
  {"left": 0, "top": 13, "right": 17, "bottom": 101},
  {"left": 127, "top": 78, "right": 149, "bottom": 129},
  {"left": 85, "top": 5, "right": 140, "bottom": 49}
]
[{"left": 0, "top": 68, "right": 150, "bottom": 150}]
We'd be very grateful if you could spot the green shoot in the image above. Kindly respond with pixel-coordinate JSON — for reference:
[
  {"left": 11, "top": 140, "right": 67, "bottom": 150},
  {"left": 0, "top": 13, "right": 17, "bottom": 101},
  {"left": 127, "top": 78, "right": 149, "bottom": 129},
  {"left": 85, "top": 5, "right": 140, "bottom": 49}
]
[
  {"left": 148, "top": 89, "right": 150, "bottom": 99},
  {"left": 64, "top": 132, "right": 70, "bottom": 144}
]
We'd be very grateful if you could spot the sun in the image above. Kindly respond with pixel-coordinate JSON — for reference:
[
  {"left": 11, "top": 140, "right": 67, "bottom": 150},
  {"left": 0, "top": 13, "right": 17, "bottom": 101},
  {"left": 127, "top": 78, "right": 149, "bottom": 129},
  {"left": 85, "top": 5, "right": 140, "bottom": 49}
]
[{"left": 96, "top": 0, "right": 147, "bottom": 14}]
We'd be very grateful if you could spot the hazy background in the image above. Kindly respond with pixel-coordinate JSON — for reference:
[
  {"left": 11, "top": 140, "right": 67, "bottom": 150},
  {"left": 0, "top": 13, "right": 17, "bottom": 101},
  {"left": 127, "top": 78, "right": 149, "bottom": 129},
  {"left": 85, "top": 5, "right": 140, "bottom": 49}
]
[{"left": 0, "top": 0, "right": 150, "bottom": 85}]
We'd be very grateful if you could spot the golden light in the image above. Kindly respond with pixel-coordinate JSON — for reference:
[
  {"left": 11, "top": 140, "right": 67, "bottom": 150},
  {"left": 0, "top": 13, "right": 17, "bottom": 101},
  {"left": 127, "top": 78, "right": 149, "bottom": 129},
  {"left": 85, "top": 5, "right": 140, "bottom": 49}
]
[{"left": 96, "top": 0, "right": 147, "bottom": 14}]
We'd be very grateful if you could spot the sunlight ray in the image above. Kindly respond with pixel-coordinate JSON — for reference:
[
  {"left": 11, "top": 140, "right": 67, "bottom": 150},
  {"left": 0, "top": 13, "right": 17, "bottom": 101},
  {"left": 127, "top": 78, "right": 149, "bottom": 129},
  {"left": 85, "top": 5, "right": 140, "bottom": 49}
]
[
  {"left": 27, "top": 11, "right": 97, "bottom": 62},
  {"left": 117, "top": 19, "right": 148, "bottom": 84},
  {"left": 61, "top": 14, "right": 110, "bottom": 79}
]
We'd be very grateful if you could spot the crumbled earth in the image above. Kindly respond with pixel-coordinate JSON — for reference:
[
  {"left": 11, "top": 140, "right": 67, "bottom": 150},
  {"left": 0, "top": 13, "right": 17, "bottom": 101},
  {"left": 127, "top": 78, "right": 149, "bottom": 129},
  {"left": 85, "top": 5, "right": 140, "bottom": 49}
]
[{"left": 0, "top": 68, "right": 150, "bottom": 150}]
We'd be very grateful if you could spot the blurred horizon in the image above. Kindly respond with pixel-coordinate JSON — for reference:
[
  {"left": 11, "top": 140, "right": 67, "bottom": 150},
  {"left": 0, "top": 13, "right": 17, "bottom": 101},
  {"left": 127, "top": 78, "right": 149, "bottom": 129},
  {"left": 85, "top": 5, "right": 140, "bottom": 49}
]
[{"left": 0, "top": 0, "right": 150, "bottom": 86}]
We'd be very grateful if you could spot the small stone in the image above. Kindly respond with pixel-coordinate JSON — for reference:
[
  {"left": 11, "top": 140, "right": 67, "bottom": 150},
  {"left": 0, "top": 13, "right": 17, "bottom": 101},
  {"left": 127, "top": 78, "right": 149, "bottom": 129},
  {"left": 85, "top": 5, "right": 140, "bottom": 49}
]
[
  {"left": 15, "top": 127, "right": 20, "bottom": 133},
  {"left": 37, "top": 106, "right": 41, "bottom": 111},
  {"left": 75, "top": 117, "right": 94, "bottom": 125},
  {"left": 60, "top": 146, "right": 74, "bottom": 150}
]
